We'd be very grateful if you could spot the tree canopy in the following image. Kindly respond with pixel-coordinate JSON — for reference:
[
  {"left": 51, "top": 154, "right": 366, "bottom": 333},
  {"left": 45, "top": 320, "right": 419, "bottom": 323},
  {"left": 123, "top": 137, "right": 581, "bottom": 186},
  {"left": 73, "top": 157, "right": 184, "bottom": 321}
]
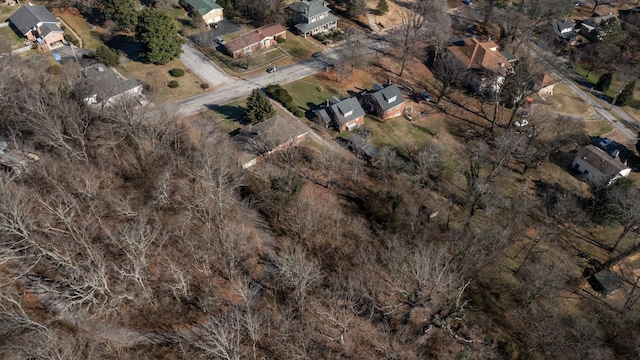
[
  {"left": 245, "top": 89, "right": 275, "bottom": 124},
  {"left": 99, "top": 0, "right": 139, "bottom": 31},
  {"left": 135, "top": 9, "right": 184, "bottom": 65}
]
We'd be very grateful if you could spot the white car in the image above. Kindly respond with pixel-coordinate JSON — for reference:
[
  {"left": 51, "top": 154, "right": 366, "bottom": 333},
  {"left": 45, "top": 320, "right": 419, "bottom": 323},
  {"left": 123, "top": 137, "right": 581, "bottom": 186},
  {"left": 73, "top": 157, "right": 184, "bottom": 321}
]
[{"left": 513, "top": 119, "right": 529, "bottom": 127}]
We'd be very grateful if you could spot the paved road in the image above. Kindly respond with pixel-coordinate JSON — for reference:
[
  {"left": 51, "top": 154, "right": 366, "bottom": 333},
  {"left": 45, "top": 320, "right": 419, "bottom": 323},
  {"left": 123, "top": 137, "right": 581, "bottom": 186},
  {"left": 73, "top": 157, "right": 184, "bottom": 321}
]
[
  {"left": 527, "top": 42, "right": 639, "bottom": 142},
  {"left": 175, "top": 42, "right": 364, "bottom": 116},
  {"left": 179, "top": 44, "right": 231, "bottom": 87}
]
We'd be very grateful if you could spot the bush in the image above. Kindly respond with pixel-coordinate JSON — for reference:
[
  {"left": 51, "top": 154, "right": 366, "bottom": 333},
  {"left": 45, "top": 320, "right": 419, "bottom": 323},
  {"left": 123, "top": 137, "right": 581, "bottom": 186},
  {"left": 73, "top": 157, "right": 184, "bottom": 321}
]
[
  {"left": 169, "top": 68, "right": 185, "bottom": 77},
  {"left": 596, "top": 72, "right": 613, "bottom": 92},
  {"left": 64, "top": 34, "right": 79, "bottom": 47},
  {"left": 294, "top": 109, "right": 305, "bottom": 117},
  {"left": 266, "top": 84, "right": 293, "bottom": 104},
  {"left": 276, "top": 36, "right": 286, "bottom": 43},
  {"left": 95, "top": 45, "right": 118, "bottom": 67},
  {"left": 200, "top": 83, "right": 210, "bottom": 89},
  {"left": 46, "top": 65, "right": 62, "bottom": 75},
  {"left": 168, "top": 80, "right": 179, "bottom": 88}
]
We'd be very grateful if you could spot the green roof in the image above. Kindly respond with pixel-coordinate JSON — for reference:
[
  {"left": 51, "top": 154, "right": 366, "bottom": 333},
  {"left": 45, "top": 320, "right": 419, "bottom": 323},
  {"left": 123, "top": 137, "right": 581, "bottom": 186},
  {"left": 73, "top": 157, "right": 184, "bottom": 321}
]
[{"left": 186, "top": 0, "right": 222, "bottom": 15}]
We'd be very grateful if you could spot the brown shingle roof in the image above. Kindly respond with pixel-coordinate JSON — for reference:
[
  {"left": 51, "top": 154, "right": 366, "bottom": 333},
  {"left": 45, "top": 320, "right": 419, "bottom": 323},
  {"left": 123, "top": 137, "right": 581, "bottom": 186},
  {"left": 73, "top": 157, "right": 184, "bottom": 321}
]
[
  {"left": 224, "top": 24, "right": 286, "bottom": 54},
  {"left": 575, "top": 145, "right": 629, "bottom": 176},
  {"left": 448, "top": 37, "right": 511, "bottom": 74}
]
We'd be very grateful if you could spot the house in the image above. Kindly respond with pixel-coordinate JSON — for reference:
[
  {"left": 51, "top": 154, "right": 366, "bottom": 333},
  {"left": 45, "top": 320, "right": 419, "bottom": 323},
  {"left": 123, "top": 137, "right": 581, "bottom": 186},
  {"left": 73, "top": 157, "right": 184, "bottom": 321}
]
[
  {"left": 80, "top": 63, "right": 143, "bottom": 107},
  {"left": 447, "top": 37, "right": 513, "bottom": 93},
  {"left": 326, "top": 96, "right": 365, "bottom": 132},
  {"left": 361, "top": 83, "right": 405, "bottom": 121},
  {"left": 232, "top": 115, "right": 309, "bottom": 169},
  {"left": 551, "top": 18, "right": 579, "bottom": 41},
  {"left": 571, "top": 145, "right": 631, "bottom": 186},
  {"left": 593, "top": 5, "right": 617, "bottom": 17},
  {"left": 312, "top": 108, "right": 332, "bottom": 128},
  {"left": 532, "top": 73, "right": 556, "bottom": 98},
  {"left": 7, "top": 5, "right": 64, "bottom": 50},
  {"left": 223, "top": 23, "right": 286, "bottom": 59},
  {"left": 185, "top": 0, "right": 223, "bottom": 25},
  {"left": 287, "top": 0, "right": 338, "bottom": 38},
  {"left": 580, "top": 14, "right": 617, "bottom": 40},
  {"left": 347, "top": 133, "right": 378, "bottom": 162},
  {"left": 589, "top": 269, "right": 623, "bottom": 295}
]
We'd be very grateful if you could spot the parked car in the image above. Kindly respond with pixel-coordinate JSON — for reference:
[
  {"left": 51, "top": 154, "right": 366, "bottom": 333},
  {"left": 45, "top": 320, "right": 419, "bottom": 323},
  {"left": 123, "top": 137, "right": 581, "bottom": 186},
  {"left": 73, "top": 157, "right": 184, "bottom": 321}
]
[
  {"left": 412, "top": 91, "right": 431, "bottom": 103},
  {"left": 462, "top": 0, "right": 472, "bottom": 5},
  {"left": 312, "top": 52, "right": 323, "bottom": 58},
  {"left": 513, "top": 119, "right": 529, "bottom": 127},
  {"left": 598, "top": 138, "right": 612, "bottom": 149},
  {"left": 404, "top": 113, "right": 413, "bottom": 121},
  {"left": 215, "top": 37, "right": 225, "bottom": 45},
  {"left": 267, "top": 66, "right": 278, "bottom": 73}
]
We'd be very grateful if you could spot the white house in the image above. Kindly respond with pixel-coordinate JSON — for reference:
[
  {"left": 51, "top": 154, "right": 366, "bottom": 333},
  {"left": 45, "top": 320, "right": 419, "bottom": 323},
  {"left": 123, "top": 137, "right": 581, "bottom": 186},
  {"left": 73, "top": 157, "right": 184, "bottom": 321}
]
[
  {"left": 572, "top": 145, "right": 631, "bottom": 186},
  {"left": 81, "top": 63, "right": 143, "bottom": 107}
]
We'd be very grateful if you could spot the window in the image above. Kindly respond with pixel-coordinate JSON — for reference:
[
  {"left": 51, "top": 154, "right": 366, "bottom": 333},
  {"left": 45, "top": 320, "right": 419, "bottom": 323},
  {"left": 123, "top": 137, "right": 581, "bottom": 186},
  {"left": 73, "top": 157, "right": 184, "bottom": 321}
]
[
  {"left": 51, "top": 34, "right": 56, "bottom": 39},
  {"left": 387, "top": 96, "right": 396, "bottom": 103},
  {"left": 263, "top": 39, "right": 269, "bottom": 47}
]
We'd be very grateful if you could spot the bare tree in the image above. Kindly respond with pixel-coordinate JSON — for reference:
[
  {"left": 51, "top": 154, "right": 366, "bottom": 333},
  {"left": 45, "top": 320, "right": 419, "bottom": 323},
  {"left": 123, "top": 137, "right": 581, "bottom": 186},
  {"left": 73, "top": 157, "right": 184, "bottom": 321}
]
[{"left": 274, "top": 245, "right": 323, "bottom": 312}]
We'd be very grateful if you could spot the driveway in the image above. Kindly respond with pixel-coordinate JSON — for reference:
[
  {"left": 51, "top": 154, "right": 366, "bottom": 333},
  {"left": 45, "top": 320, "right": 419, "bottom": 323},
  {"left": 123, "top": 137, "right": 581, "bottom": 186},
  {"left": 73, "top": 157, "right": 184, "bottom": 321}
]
[{"left": 179, "top": 43, "right": 232, "bottom": 87}]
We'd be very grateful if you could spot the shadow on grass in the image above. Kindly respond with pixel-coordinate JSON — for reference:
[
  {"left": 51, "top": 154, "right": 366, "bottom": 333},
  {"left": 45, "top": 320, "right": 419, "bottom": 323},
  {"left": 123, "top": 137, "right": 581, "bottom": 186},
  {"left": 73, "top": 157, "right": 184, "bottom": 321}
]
[
  {"left": 105, "top": 35, "right": 141, "bottom": 61},
  {"left": 206, "top": 104, "right": 248, "bottom": 124}
]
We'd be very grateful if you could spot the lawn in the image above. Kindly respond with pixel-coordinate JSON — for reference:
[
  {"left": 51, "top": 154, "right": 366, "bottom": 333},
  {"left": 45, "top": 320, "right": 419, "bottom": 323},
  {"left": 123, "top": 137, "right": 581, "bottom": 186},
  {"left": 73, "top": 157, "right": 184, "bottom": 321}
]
[
  {"left": 53, "top": 9, "right": 103, "bottom": 50},
  {"left": 543, "top": 83, "right": 593, "bottom": 115},
  {"left": 116, "top": 59, "right": 208, "bottom": 102},
  {"left": 282, "top": 75, "right": 345, "bottom": 115},
  {"left": 278, "top": 31, "right": 320, "bottom": 61},
  {"left": 0, "top": 25, "right": 25, "bottom": 50},
  {"left": 365, "top": 114, "right": 439, "bottom": 156}
]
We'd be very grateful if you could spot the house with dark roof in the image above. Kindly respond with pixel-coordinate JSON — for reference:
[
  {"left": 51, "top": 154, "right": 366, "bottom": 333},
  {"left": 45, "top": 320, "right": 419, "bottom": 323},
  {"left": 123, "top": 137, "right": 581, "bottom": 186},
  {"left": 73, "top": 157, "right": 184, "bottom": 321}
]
[
  {"left": 589, "top": 269, "right": 623, "bottom": 295},
  {"left": 551, "top": 18, "right": 579, "bottom": 41},
  {"left": 7, "top": 5, "right": 64, "bottom": 50},
  {"left": 232, "top": 115, "right": 309, "bottom": 168},
  {"left": 287, "top": 0, "right": 338, "bottom": 38},
  {"left": 185, "top": 0, "right": 223, "bottom": 25},
  {"left": 447, "top": 37, "right": 514, "bottom": 93},
  {"left": 361, "top": 83, "right": 405, "bottom": 121},
  {"left": 347, "top": 133, "right": 378, "bottom": 162},
  {"left": 223, "top": 23, "right": 286, "bottom": 59},
  {"left": 325, "top": 96, "right": 365, "bottom": 132},
  {"left": 580, "top": 12, "right": 618, "bottom": 41},
  {"left": 80, "top": 63, "right": 143, "bottom": 107},
  {"left": 572, "top": 145, "right": 631, "bottom": 186}
]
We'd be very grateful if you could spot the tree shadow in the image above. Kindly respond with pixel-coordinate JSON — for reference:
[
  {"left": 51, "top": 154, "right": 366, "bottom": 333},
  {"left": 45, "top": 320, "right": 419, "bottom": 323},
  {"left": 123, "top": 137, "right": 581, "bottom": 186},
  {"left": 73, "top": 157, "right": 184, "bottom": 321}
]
[
  {"left": 205, "top": 104, "right": 248, "bottom": 124},
  {"left": 104, "top": 35, "right": 141, "bottom": 61}
]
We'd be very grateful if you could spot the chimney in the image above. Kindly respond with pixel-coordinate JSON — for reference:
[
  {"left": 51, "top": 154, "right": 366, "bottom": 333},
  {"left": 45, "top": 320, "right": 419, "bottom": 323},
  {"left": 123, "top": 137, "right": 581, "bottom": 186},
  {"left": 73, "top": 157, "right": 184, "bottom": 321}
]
[
  {"left": 387, "top": 78, "right": 391, "bottom": 86},
  {"left": 326, "top": 98, "right": 329, "bottom": 107}
]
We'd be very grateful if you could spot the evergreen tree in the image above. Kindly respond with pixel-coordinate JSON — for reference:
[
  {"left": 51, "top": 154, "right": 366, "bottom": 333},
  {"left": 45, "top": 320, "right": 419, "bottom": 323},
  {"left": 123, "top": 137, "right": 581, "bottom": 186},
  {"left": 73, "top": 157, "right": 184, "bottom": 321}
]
[
  {"left": 136, "top": 10, "right": 184, "bottom": 65},
  {"left": 596, "top": 72, "right": 613, "bottom": 92},
  {"left": 95, "top": 45, "right": 118, "bottom": 67},
  {"left": 100, "top": 0, "right": 139, "bottom": 31},
  {"left": 245, "top": 89, "right": 275, "bottom": 124},
  {"left": 616, "top": 80, "right": 636, "bottom": 106},
  {"left": 376, "top": 0, "right": 389, "bottom": 15}
]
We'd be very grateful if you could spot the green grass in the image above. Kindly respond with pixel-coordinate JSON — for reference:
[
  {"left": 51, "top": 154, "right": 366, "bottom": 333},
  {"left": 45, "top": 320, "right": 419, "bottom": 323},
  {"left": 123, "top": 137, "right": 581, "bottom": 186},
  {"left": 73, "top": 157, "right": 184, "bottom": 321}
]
[
  {"left": 282, "top": 76, "right": 344, "bottom": 115},
  {"left": 278, "top": 31, "right": 320, "bottom": 60},
  {"left": 53, "top": 11, "right": 103, "bottom": 50},
  {"left": 0, "top": 26, "right": 24, "bottom": 50},
  {"left": 365, "top": 115, "right": 433, "bottom": 156}
]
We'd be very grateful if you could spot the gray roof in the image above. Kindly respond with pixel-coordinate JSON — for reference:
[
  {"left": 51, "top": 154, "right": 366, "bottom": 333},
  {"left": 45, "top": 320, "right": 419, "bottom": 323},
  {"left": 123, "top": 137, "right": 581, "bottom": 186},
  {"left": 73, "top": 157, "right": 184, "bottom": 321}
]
[
  {"left": 328, "top": 97, "right": 365, "bottom": 126},
  {"left": 232, "top": 116, "right": 309, "bottom": 156},
  {"left": 552, "top": 19, "right": 578, "bottom": 39},
  {"left": 82, "top": 63, "right": 142, "bottom": 103},
  {"left": 367, "top": 83, "right": 404, "bottom": 111},
  {"left": 313, "top": 108, "right": 332, "bottom": 126},
  {"left": 8, "top": 5, "right": 59, "bottom": 35},
  {"left": 40, "top": 23, "right": 63, "bottom": 37},
  {"left": 591, "top": 270, "right": 623, "bottom": 295},
  {"left": 289, "top": 0, "right": 331, "bottom": 18},
  {"left": 294, "top": 13, "right": 338, "bottom": 34},
  {"left": 348, "top": 133, "right": 378, "bottom": 160}
]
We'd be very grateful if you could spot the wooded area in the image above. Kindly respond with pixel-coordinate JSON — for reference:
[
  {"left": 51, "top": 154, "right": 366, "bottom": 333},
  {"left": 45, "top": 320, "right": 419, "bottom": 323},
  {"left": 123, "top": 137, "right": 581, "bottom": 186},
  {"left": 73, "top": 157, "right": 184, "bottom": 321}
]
[{"left": 1, "top": 0, "right": 640, "bottom": 358}]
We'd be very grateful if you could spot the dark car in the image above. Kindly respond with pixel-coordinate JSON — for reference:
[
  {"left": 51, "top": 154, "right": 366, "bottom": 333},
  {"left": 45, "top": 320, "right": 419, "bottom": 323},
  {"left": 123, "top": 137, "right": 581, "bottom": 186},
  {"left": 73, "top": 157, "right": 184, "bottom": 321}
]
[
  {"left": 267, "top": 66, "right": 278, "bottom": 73},
  {"left": 412, "top": 92, "right": 431, "bottom": 103}
]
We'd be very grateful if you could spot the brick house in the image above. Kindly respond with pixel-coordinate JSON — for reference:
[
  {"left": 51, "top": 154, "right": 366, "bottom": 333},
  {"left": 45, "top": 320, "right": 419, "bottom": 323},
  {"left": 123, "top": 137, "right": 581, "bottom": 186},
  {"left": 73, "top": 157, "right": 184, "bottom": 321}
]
[
  {"left": 361, "top": 83, "right": 405, "bottom": 121},
  {"left": 287, "top": 0, "right": 338, "bottom": 38},
  {"left": 448, "top": 37, "right": 514, "bottom": 93},
  {"left": 8, "top": 5, "right": 65, "bottom": 51},
  {"left": 224, "top": 23, "right": 286, "bottom": 58},
  {"left": 232, "top": 115, "right": 309, "bottom": 168},
  {"left": 323, "top": 96, "right": 366, "bottom": 132}
]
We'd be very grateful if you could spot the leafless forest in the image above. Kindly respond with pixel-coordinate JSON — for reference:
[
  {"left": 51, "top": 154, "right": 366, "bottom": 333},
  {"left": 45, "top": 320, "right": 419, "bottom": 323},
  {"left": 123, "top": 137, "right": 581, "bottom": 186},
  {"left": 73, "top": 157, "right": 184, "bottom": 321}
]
[{"left": 0, "top": 37, "right": 640, "bottom": 359}]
